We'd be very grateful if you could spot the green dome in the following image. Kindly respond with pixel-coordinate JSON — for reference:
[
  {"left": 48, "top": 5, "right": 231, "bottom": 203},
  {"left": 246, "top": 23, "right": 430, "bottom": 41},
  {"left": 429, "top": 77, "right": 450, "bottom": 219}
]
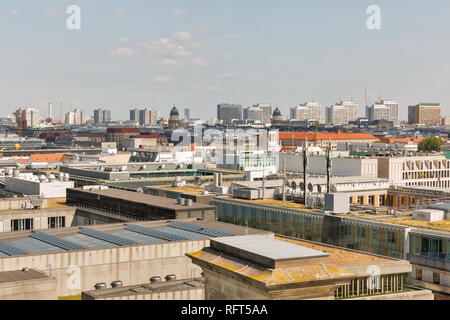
[
  {"left": 170, "top": 106, "right": 179, "bottom": 117},
  {"left": 273, "top": 108, "right": 282, "bottom": 117}
]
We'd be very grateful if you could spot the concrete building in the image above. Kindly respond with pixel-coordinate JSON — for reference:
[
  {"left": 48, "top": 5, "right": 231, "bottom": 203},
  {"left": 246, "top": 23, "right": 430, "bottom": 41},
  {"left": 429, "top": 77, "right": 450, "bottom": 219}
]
[
  {"left": 139, "top": 108, "right": 158, "bottom": 126},
  {"left": 0, "top": 219, "right": 267, "bottom": 299},
  {"left": 14, "top": 108, "right": 40, "bottom": 128},
  {"left": 66, "top": 187, "right": 218, "bottom": 221},
  {"left": 94, "top": 109, "right": 112, "bottom": 124},
  {"left": 217, "top": 104, "right": 243, "bottom": 124},
  {"left": 130, "top": 108, "right": 140, "bottom": 123},
  {"left": 82, "top": 277, "right": 204, "bottom": 300},
  {"left": 408, "top": 103, "right": 442, "bottom": 126},
  {"left": 187, "top": 234, "right": 433, "bottom": 300},
  {"left": 280, "top": 153, "right": 378, "bottom": 178},
  {"left": 2, "top": 173, "right": 74, "bottom": 198},
  {"left": 106, "top": 128, "right": 140, "bottom": 148},
  {"left": 326, "top": 101, "right": 358, "bottom": 125},
  {"left": 0, "top": 269, "right": 57, "bottom": 300},
  {"left": 65, "top": 109, "right": 85, "bottom": 126},
  {"left": 184, "top": 108, "right": 190, "bottom": 121},
  {"left": 243, "top": 106, "right": 263, "bottom": 123},
  {"left": 366, "top": 101, "right": 399, "bottom": 122},
  {"left": 378, "top": 155, "right": 450, "bottom": 188},
  {"left": 279, "top": 132, "right": 378, "bottom": 150},
  {"left": 290, "top": 102, "right": 321, "bottom": 121},
  {"left": 254, "top": 103, "right": 272, "bottom": 124}
]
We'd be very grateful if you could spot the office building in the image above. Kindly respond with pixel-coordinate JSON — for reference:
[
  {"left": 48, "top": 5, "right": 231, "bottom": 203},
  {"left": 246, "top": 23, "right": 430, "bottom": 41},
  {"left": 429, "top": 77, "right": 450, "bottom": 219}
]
[
  {"left": 94, "top": 109, "right": 112, "bottom": 125},
  {"left": 254, "top": 103, "right": 272, "bottom": 124},
  {"left": 408, "top": 103, "right": 442, "bottom": 125},
  {"left": 326, "top": 101, "right": 358, "bottom": 125},
  {"left": 243, "top": 106, "right": 264, "bottom": 123},
  {"left": 65, "top": 109, "right": 85, "bottom": 126},
  {"left": 139, "top": 108, "right": 158, "bottom": 126},
  {"left": 366, "top": 101, "right": 399, "bottom": 122},
  {"left": 130, "top": 108, "right": 140, "bottom": 123},
  {"left": 217, "top": 104, "right": 243, "bottom": 124},
  {"left": 14, "top": 108, "right": 40, "bottom": 128},
  {"left": 290, "top": 102, "right": 321, "bottom": 121},
  {"left": 184, "top": 108, "right": 190, "bottom": 121}
]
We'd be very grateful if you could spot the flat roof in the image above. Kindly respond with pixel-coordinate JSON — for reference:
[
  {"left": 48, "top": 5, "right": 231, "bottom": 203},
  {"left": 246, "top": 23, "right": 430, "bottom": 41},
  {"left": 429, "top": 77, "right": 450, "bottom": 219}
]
[
  {"left": 69, "top": 188, "right": 216, "bottom": 211},
  {"left": 0, "top": 269, "right": 50, "bottom": 283},
  {"left": 212, "top": 235, "right": 329, "bottom": 262},
  {"left": 82, "top": 278, "right": 204, "bottom": 300},
  {"left": 0, "top": 219, "right": 270, "bottom": 258}
]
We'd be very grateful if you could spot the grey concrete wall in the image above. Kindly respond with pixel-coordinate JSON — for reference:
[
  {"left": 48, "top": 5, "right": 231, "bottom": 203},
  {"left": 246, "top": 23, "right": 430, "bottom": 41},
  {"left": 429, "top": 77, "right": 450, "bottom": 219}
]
[
  {"left": 85, "top": 287, "right": 204, "bottom": 300},
  {"left": 0, "top": 277, "right": 57, "bottom": 300},
  {"left": 0, "top": 207, "right": 76, "bottom": 232}
]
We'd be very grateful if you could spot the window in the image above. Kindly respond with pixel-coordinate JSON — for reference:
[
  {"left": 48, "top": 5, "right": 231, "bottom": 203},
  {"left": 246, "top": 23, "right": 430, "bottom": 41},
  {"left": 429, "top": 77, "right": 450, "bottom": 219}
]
[
  {"left": 11, "top": 219, "right": 34, "bottom": 232},
  {"left": 433, "top": 273, "right": 440, "bottom": 285},
  {"left": 48, "top": 216, "right": 66, "bottom": 229},
  {"left": 416, "top": 269, "right": 422, "bottom": 281}
]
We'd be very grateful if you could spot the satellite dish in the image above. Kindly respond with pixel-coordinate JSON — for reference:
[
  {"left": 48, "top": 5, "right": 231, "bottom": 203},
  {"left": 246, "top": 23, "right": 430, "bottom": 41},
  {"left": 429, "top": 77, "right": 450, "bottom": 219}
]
[
  {"left": 291, "top": 181, "right": 297, "bottom": 190},
  {"left": 317, "top": 184, "right": 322, "bottom": 193},
  {"left": 284, "top": 180, "right": 291, "bottom": 188},
  {"left": 308, "top": 183, "right": 314, "bottom": 192}
]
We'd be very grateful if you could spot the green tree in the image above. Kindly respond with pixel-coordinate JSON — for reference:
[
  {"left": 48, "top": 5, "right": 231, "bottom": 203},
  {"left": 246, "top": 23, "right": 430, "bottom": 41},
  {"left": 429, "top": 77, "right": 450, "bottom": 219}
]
[{"left": 418, "top": 136, "right": 444, "bottom": 152}]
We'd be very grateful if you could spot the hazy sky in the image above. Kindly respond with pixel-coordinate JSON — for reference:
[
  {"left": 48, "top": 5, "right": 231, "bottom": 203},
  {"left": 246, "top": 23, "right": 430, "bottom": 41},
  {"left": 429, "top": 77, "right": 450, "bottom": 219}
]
[{"left": 1, "top": 0, "right": 450, "bottom": 120}]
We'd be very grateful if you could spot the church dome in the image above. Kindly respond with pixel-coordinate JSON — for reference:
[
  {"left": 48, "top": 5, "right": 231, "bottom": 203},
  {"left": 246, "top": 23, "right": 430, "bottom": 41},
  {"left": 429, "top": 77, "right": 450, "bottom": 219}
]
[{"left": 170, "top": 106, "right": 179, "bottom": 117}]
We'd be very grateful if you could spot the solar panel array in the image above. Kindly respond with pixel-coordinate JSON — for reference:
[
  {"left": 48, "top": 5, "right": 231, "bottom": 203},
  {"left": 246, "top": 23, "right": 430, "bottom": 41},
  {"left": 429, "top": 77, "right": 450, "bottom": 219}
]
[
  {"left": 0, "top": 242, "right": 27, "bottom": 256},
  {"left": 126, "top": 225, "right": 187, "bottom": 241},
  {"left": 110, "top": 230, "right": 167, "bottom": 245},
  {"left": 80, "top": 228, "right": 138, "bottom": 246},
  {"left": 31, "top": 232, "right": 84, "bottom": 251},
  {"left": 9, "top": 238, "right": 64, "bottom": 254},
  {"left": 169, "top": 222, "right": 233, "bottom": 238},
  {"left": 157, "top": 227, "right": 209, "bottom": 240},
  {"left": 63, "top": 234, "right": 119, "bottom": 249}
]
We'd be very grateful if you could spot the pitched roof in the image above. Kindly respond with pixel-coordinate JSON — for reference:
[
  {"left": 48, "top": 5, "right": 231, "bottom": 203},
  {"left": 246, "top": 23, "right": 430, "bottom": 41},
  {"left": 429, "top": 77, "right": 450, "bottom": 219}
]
[{"left": 279, "top": 132, "right": 377, "bottom": 141}]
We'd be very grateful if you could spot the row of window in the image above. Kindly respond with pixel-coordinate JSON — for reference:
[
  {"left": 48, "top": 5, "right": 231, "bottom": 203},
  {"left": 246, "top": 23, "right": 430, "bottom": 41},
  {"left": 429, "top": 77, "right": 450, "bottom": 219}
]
[{"left": 10, "top": 217, "right": 66, "bottom": 232}]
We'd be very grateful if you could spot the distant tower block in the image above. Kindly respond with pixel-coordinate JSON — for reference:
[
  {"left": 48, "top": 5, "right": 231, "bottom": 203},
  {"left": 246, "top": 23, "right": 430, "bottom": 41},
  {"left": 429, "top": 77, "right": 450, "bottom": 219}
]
[{"left": 48, "top": 103, "right": 52, "bottom": 119}]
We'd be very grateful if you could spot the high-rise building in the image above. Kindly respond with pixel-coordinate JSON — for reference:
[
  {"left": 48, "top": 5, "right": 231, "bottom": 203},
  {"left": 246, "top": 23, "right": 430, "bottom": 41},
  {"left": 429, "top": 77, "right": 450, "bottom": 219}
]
[
  {"left": 244, "top": 106, "right": 264, "bottom": 122},
  {"left": 130, "top": 108, "right": 140, "bottom": 123},
  {"left": 184, "top": 108, "right": 191, "bottom": 121},
  {"left": 217, "top": 103, "right": 243, "bottom": 124},
  {"left": 290, "top": 102, "right": 321, "bottom": 121},
  {"left": 326, "top": 101, "right": 358, "bottom": 125},
  {"left": 138, "top": 108, "right": 158, "bottom": 126},
  {"left": 366, "top": 100, "right": 399, "bottom": 122},
  {"left": 65, "top": 109, "right": 85, "bottom": 125},
  {"left": 408, "top": 103, "right": 442, "bottom": 125},
  {"left": 254, "top": 103, "right": 272, "bottom": 124},
  {"left": 94, "top": 109, "right": 112, "bottom": 124},
  {"left": 14, "top": 108, "right": 40, "bottom": 128}
]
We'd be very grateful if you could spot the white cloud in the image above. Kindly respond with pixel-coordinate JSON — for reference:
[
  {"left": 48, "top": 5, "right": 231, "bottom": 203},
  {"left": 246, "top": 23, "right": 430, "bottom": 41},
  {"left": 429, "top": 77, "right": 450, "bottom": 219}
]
[
  {"left": 152, "top": 76, "right": 172, "bottom": 83},
  {"left": 172, "top": 9, "right": 186, "bottom": 17},
  {"left": 108, "top": 47, "right": 136, "bottom": 57},
  {"left": 155, "top": 58, "right": 181, "bottom": 66},
  {"left": 193, "top": 57, "right": 208, "bottom": 67},
  {"left": 216, "top": 73, "right": 233, "bottom": 79},
  {"left": 114, "top": 8, "right": 126, "bottom": 15},
  {"left": 170, "top": 31, "right": 192, "bottom": 41},
  {"left": 8, "top": 10, "right": 20, "bottom": 16}
]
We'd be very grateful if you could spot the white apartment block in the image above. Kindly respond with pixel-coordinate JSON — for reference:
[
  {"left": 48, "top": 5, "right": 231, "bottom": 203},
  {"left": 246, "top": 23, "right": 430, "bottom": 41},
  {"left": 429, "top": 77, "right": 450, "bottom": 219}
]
[
  {"left": 366, "top": 100, "right": 399, "bottom": 122},
  {"left": 65, "top": 109, "right": 85, "bottom": 125},
  {"left": 326, "top": 101, "right": 358, "bottom": 125},
  {"left": 290, "top": 102, "right": 321, "bottom": 121},
  {"left": 14, "top": 108, "right": 41, "bottom": 128},
  {"left": 378, "top": 155, "right": 450, "bottom": 188}
]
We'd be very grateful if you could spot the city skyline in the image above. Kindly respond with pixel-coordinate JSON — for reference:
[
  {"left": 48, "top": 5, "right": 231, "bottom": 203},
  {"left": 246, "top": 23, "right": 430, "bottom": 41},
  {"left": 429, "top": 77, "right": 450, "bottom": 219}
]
[{"left": 1, "top": 1, "right": 450, "bottom": 120}]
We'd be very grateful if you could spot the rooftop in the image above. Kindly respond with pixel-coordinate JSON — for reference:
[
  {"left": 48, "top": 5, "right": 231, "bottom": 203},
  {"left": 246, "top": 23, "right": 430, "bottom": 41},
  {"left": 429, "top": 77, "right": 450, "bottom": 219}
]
[
  {"left": 0, "top": 269, "right": 51, "bottom": 283},
  {"left": 82, "top": 277, "right": 204, "bottom": 300},
  {"left": 69, "top": 188, "right": 216, "bottom": 211},
  {"left": 279, "top": 132, "right": 378, "bottom": 141},
  {"left": 0, "top": 219, "right": 269, "bottom": 258}
]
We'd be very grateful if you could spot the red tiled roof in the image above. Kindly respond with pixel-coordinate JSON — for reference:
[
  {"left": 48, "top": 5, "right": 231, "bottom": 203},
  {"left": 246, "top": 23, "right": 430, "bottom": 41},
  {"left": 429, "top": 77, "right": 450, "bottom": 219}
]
[{"left": 279, "top": 132, "right": 378, "bottom": 141}]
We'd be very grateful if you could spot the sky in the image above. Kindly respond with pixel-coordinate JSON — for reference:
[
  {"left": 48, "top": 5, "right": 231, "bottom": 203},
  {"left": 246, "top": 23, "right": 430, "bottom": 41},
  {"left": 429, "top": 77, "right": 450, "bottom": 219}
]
[{"left": 1, "top": 0, "right": 450, "bottom": 120}]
